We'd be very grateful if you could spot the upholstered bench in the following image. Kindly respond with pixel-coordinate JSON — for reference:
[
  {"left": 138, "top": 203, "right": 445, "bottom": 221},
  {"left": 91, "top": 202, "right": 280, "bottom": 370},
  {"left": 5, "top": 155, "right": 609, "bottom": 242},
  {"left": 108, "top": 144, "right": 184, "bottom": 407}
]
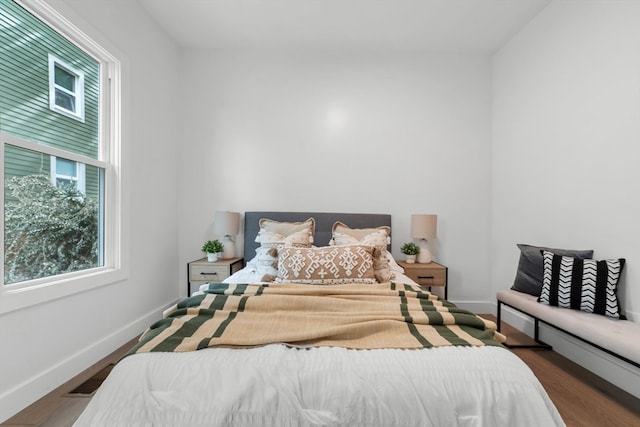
[{"left": 497, "top": 289, "right": 640, "bottom": 369}]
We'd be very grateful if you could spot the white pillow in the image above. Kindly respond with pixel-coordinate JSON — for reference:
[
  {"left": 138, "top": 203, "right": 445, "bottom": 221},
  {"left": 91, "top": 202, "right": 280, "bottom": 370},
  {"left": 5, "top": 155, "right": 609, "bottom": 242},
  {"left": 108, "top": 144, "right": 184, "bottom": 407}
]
[
  {"left": 253, "top": 246, "right": 279, "bottom": 277},
  {"left": 250, "top": 228, "right": 314, "bottom": 282}
]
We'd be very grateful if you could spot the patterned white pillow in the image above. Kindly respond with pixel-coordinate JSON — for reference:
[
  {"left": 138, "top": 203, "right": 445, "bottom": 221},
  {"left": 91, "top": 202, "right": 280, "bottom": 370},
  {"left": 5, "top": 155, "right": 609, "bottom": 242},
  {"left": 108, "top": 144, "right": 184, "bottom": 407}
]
[
  {"left": 330, "top": 222, "right": 392, "bottom": 283},
  {"left": 252, "top": 246, "right": 279, "bottom": 278},
  {"left": 250, "top": 222, "right": 315, "bottom": 282},
  {"left": 276, "top": 245, "right": 377, "bottom": 285}
]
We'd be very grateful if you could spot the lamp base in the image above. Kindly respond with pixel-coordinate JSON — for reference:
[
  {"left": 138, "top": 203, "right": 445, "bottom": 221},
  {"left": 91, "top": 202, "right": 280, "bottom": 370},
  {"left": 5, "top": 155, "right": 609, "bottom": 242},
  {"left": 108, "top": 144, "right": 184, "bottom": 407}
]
[
  {"left": 221, "top": 236, "right": 235, "bottom": 259},
  {"left": 416, "top": 240, "right": 432, "bottom": 264}
]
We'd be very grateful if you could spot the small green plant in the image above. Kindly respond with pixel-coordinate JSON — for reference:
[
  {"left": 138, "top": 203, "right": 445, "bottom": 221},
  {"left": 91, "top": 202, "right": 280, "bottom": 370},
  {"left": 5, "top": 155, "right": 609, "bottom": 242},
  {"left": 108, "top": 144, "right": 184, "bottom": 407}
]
[
  {"left": 202, "top": 239, "right": 224, "bottom": 254},
  {"left": 400, "top": 242, "right": 419, "bottom": 255}
]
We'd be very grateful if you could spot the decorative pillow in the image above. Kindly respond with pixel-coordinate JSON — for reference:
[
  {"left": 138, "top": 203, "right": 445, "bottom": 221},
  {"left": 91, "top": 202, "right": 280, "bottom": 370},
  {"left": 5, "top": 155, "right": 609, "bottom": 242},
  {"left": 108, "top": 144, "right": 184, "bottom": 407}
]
[
  {"left": 538, "top": 250, "right": 625, "bottom": 318},
  {"left": 249, "top": 230, "right": 313, "bottom": 282},
  {"left": 330, "top": 222, "right": 392, "bottom": 283},
  {"left": 511, "top": 244, "right": 594, "bottom": 296},
  {"left": 252, "top": 246, "right": 279, "bottom": 278},
  {"left": 386, "top": 252, "right": 404, "bottom": 273},
  {"left": 256, "top": 218, "right": 315, "bottom": 244},
  {"left": 256, "top": 229, "right": 311, "bottom": 248},
  {"left": 331, "top": 221, "right": 391, "bottom": 243},
  {"left": 249, "top": 219, "right": 315, "bottom": 282},
  {"left": 276, "top": 245, "right": 377, "bottom": 285}
]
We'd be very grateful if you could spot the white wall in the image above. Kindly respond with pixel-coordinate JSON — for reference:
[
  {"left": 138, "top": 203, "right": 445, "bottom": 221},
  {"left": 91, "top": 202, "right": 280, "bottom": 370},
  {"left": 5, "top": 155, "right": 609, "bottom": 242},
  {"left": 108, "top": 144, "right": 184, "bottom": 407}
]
[
  {"left": 0, "top": 0, "right": 180, "bottom": 421},
  {"left": 8, "top": 0, "right": 639, "bottom": 420},
  {"left": 492, "top": 0, "right": 640, "bottom": 396},
  {"left": 176, "top": 49, "right": 493, "bottom": 304}
]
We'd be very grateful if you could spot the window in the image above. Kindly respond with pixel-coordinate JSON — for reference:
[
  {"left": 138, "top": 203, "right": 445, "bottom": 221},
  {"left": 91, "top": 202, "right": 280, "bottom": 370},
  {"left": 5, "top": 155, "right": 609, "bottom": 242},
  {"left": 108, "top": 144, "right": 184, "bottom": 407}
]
[
  {"left": 0, "top": 0, "right": 123, "bottom": 312},
  {"left": 50, "top": 156, "right": 86, "bottom": 193},
  {"left": 49, "top": 54, "right": 85, "bottom": 121}
]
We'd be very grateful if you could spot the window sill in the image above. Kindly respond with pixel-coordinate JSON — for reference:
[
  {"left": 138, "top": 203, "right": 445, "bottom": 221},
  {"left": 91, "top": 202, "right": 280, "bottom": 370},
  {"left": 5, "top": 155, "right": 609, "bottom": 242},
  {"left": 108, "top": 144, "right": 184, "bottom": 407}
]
[{"left": 0, "top": 267, "right": 127, "bottom": 314}]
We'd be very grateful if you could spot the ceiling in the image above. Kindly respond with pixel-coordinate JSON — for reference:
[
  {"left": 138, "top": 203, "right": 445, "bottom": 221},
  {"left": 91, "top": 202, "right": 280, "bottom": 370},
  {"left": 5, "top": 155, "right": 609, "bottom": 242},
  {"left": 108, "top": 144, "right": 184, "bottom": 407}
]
[{"left": 138, "top": 0, "right": 552, "bottom": 53}]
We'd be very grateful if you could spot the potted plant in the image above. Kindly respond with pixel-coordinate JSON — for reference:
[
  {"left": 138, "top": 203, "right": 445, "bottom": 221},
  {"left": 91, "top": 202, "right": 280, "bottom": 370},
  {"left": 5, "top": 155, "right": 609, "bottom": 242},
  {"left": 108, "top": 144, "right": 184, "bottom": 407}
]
[
  {"left": 401, "top": 242, "right": 419, "bottom": 263},
  {"left": 202, "top": 239, "right": 224, "bottom": 262}
]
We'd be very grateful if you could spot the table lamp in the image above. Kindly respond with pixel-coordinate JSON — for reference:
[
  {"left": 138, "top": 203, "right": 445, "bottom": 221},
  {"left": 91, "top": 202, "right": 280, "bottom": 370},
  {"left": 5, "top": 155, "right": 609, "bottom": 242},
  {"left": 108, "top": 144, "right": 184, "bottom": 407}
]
[
  {"left": 411, "top": 214, "right": 437, "bottom": 264},
  {"left": 214, "top": 211, "right": 240, "bottom": 259}
]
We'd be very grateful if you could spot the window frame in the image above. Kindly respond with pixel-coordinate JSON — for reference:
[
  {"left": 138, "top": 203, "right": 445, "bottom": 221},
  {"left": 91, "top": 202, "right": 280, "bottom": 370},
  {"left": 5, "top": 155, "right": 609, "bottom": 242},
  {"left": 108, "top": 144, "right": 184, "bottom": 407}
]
[
  {"left": 48, "top": 54, "right": 85, "bottom": 122},
  {"left": 50, "top": 155, "right": 86, "bottom": 194},
  {"left": 0, "top": 0, "right": 126, "bottom": 314}
]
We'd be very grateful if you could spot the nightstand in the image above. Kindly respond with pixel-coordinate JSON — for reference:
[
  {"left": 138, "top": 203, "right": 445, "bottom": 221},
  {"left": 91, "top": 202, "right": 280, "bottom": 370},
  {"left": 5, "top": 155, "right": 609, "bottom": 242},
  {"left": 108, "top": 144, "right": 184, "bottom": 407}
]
[
  {"left": 187, "top": 257, "right": 244, "bottom": 296},
  {"left": 397, "top": 261, "right": 448, "bottom": 299}
]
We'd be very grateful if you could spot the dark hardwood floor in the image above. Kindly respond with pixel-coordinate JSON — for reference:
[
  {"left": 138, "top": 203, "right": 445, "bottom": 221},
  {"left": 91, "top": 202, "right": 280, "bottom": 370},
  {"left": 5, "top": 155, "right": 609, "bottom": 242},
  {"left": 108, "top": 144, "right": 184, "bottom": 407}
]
[{"left": 3, "top": 319, "right": 639, "bottom": 427}]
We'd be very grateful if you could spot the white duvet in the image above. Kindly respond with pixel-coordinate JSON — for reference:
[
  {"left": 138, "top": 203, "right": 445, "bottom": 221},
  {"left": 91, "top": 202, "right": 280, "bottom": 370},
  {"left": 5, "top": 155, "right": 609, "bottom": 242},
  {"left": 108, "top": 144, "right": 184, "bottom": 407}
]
[
  {"left": 74, "top": 344, "right": 564, "bottom": 426},
  {"left": 76, "top": 263, "right": 564, "bottom": 426}
]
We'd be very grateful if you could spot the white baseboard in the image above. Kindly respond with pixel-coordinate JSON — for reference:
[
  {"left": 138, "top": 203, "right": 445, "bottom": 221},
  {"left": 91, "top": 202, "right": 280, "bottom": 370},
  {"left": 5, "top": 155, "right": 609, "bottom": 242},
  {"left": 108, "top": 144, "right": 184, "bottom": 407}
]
[
  {"left": 0, "top": 300, "right": 176, "bottom": 423},
  {"left": 623, "top": 308, "right": 639, "bottom": 322}
]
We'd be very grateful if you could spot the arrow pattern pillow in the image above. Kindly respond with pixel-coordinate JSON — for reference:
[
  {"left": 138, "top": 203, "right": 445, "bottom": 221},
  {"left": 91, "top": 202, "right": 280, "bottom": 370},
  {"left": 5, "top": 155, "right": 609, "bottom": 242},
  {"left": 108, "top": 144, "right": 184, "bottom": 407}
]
[{"left": 538, "top": 250, "right": 625, "bottom": 318}]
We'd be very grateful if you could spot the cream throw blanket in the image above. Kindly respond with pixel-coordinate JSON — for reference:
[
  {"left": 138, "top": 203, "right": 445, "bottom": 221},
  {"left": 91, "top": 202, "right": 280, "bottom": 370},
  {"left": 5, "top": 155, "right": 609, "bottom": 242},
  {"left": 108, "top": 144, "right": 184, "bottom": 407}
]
[{"left": 128, "top": 282, "right": 506, "bottom": 355}]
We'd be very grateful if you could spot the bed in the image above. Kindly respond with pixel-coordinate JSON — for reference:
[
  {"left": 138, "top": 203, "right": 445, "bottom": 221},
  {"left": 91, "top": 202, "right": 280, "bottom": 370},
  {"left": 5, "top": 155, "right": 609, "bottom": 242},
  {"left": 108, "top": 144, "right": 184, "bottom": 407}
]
[{"left": 74, "top": 211, "right": 565, "bottom": 427}]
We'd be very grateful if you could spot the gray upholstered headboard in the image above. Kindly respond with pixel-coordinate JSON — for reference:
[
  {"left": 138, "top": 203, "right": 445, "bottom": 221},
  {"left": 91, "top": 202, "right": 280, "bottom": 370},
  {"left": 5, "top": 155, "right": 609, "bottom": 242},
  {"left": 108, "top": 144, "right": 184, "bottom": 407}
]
[{"left": 244, "top": 211, "right": 392, "bottom": 262}]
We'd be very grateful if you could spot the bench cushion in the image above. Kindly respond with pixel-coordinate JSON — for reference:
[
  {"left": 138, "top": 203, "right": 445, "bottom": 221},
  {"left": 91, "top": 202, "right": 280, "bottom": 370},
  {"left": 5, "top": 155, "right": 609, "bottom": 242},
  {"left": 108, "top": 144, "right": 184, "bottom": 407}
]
[{"left": 498, "top": 289, "right": 640, "bottom": 365}]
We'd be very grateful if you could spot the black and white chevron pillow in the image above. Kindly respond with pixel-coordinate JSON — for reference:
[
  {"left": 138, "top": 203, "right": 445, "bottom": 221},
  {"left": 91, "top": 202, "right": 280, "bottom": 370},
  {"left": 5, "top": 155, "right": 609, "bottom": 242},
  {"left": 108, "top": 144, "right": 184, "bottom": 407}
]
[{"left": 538, "top": 250, "right": 625, "bottom": 318}]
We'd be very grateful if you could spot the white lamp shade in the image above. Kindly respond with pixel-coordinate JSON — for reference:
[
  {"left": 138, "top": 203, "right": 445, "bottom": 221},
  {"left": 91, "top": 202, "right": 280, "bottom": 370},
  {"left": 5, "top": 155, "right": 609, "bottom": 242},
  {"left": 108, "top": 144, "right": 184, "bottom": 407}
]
[
  {"left": 214, "top": 211, "right": 239, "bottom": 259},
  {"left": 213, "top": 211, "right": 240, "bottom": 236},
  {"left": 411, "top": 214, "right": 437, "bottom": 240},
  {"left": 411, "top": 214, "right": 437, "bottom": 264}
]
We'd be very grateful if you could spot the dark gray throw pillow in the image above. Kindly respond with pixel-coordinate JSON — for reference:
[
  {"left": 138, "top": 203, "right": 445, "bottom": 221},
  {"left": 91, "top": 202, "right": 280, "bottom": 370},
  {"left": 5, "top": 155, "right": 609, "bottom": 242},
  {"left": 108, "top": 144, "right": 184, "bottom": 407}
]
[{"left": 511, "top": 244, "right": 594, "bottom": 296}]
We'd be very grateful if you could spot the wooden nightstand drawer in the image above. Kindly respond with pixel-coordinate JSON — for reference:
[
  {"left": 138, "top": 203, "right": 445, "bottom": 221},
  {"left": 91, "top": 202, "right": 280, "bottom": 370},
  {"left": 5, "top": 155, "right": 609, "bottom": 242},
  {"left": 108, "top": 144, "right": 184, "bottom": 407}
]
[
  {"left": 397, "top": 261, "right": 448, "bottom": 299},
  {"left": 412, "top": 268, "right": 446, "bottom": 287},
  {"left": 189, "top": 264, "right": 230, "bottom": 282},
  {"left": 187, "top": 257, "right": 244, "bottom": 296}
]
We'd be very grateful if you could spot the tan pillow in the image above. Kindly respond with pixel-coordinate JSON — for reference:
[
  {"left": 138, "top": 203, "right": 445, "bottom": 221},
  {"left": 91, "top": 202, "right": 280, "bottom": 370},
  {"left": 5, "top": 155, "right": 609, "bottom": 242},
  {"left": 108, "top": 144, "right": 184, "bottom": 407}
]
[
  {"left": 256, "top": 229, "right": 311, "bottom": 248},
  {"left": 332, "top": 230, "right": 388, "bottom": 248},
  {"left": 332, "top": 221, "right": 390, "bottom": 242},
  {"left": 331, "top": 222, "right": 392, "bottom": 282},
  {"left": 257, "top": 218, "right": 315, "bottom": 244},
  {"left": 276, "top": 245, "right": 377, "bottom": 285}
]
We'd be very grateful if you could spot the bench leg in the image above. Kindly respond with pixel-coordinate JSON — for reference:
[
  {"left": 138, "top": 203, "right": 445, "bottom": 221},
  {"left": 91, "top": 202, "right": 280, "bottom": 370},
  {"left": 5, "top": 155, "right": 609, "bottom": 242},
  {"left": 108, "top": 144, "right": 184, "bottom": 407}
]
[
  {"left": 497, "top": 299, "right": 552, "bottom": 350},
  {"left": 507, "top": 318, "right": 552, "bottom": 349}
]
